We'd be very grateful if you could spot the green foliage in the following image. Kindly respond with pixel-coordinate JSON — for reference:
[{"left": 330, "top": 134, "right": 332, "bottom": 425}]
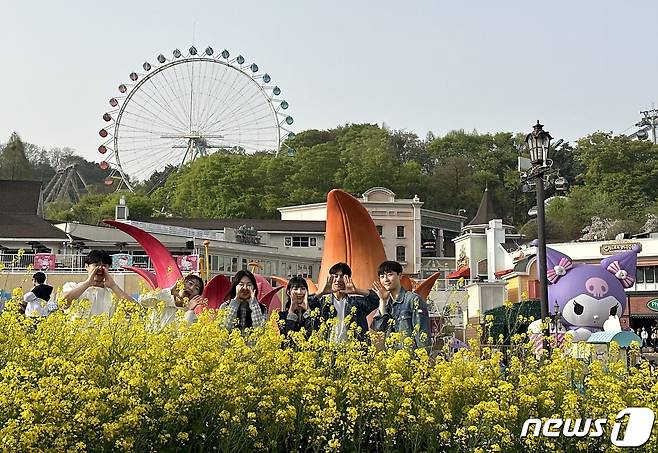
[
  {"left": 24, "top": 124, "right": 658, "bottom": 241},
  {"left": 46, "top": 192, "right": 156, "bottom": 224},
  {"left": 0, "top": 133, "right": 33, "bottom": 181},
  {"left": 574, "top": 133, "right": 658, "bottom": 216}
]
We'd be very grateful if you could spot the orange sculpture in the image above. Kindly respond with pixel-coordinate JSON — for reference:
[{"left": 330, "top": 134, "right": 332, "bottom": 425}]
[{"left": 317, "top": 189, "right": 387, "bottom": 291}]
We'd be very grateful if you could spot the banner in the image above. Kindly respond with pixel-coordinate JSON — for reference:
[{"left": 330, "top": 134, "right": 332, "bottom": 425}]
[
  {"left": 111, "top": 254, "right": 133, "bottom": 269},
  {"left": 177, "top": 255, "right": 199, "bottom": 272},
  {"left": 33, "top": 253, "right": 56, "bottom": 270}
]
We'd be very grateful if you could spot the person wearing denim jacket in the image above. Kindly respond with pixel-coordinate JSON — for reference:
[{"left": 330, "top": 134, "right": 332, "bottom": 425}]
[
  {"left": 308, "top": 262, "right": 379, "bottom": 343},
  {"left": 371, "top": 260, "right": 431, "bottom": 349}
]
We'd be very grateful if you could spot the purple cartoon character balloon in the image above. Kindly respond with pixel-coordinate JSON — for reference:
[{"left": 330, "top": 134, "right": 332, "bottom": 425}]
[{"left": 540, "top": 245, "right": 639, "bottom": 342}]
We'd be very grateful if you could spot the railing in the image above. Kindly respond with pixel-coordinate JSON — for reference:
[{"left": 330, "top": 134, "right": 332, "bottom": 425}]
[
  {"left": 124, "top": 220, "right": 226, "bottom": 242},
  {"left": 0, "top": 253, "right": 155, "bottom": 273}
]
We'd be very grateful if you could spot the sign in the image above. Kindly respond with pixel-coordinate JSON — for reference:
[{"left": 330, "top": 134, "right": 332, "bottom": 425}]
[
  {"left": 177, "top": 255, "right": 199, "bottom": 272},
  {"left": 111, "top": 253, "right": 133, "bottom": 269},
  {"left": 600, "top": 242, "right": 642, "bottom": 255},
  {"left": 647, "top": 299, "right": 658, "bottom": 312},
  {"left": 33, "top": 253, "right": 55, "bottom": 270},
  {"left": 236, "top": 225, "right": 261, "bottom": 245}
]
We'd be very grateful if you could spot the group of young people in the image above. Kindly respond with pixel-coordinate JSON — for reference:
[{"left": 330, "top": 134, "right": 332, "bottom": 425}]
[
  {"left": 29, "top": 250, "right": 431, "bottom": 348},
  {"left": 278, "top": 261, "right": 431, "bottom": 348}
]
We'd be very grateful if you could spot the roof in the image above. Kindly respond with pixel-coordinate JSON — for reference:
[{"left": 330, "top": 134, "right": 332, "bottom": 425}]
[
  {"left": 0, "top": 214, "right": 69, "bottom": 240},
  {"left": 0, "top": 180, "right": 41, "bottom": 214},
  {"left": 447, "top": 266, "right": 470, "bottom": 279},
  {"left": 0, "top": 180, "right": 69, "bottom": 240},
  {"left": 467, "top": 187, "right": 498, "bottom": 226},
  {"left": 586, "top": 330, "right": 642, "bottom": 347},
  {"left": 138, "top": 217, "right": 327, "bottom": 233}
]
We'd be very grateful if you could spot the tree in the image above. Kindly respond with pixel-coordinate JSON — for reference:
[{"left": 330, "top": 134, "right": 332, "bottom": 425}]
[
  {"left": 0, "top": 132, "right": 33, "bottom": 180},
  {"left": 574, "top": 133, "right": 658, "bottom": 218},
  {"left": 338, "top": 126, "right": 400, "bottom": 195}
]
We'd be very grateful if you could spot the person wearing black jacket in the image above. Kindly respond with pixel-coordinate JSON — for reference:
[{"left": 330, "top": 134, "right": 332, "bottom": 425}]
[
  {"left": 278, "top": 276, "right": 314, "bottom": 337},
  {"left": 309, "top": 262, "right": 379, "bottom": 343},
  {"left": 22, "top": 271, "right": 54, "bottom": 317}
]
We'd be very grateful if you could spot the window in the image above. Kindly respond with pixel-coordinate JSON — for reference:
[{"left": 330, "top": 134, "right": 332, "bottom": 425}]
[
  {"left": 646, "top": 267, "right": 655, "bottom": 284},
  {"left": 637, "top": 267, "right": 645, "bottom": 284},
  {"left": 396, "top": 246, "right": 406, "bottom": 262},
  {"left": 397, "top": 226, "right": 405, "bottom": 238},
  {"left": 376, "top": 225, "right": 383, "bottom": 236},
  {"left": 286, "top": 236, "right": 312, "bottom": 247}
]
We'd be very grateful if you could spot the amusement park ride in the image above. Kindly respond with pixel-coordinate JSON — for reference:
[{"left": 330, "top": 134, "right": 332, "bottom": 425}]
[{"left": 96, "top": 45, "right": 295, "bottom": 191}]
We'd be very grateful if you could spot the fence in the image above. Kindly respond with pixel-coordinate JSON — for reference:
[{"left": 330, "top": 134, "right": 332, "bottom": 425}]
[{"left": 0, "top": 253, "right": 154, "bottom": 273}]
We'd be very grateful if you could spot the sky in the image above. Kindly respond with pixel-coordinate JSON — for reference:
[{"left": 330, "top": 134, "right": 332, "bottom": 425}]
[{"left": 1, "top": 0, "right": 657, "bottom": 166}]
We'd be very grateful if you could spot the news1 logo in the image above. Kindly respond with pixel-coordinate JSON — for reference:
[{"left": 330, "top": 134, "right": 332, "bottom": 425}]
[{"left": 521, "top": 407, "right": 654, "bottom": 447}]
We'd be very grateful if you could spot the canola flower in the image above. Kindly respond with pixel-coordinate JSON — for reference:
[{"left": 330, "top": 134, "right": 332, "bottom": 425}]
[{"left": 0, "top": 287, "right": 655, "bottom": 452}]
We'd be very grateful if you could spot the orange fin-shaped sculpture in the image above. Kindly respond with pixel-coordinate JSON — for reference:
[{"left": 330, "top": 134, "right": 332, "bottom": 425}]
[
  {"left": 413, "top": 271, "right": 441, "bottom": 300},
  {"left": 203, "top": 274, "right": 231, "bottom": 309},
  {"left": 271, "top": 276, "right": 289, "bottom": 289},
  {"left": 104, "top": 220, "right": 183, "bottom": 288},
  {"left": 122, "top": 265, "right": 158, "bottom": 290},
  {"left": 318, "top": 189, "right": 387, "bottom": 291},
  {"left": 400, "top": 275, "right": 414, "bottom": 292}
]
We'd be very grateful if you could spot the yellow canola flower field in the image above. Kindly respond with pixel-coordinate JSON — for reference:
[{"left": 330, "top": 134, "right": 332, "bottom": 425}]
[{"left": 0, "top": 297, "right": 656, "bottom": 452}]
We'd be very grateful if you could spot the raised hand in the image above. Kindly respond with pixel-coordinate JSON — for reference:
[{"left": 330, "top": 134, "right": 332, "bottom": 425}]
[
  {"left": 248, "top": 285, "right": 257, "bottom": 303},
  {"left": 103, "top": 270, "right": 117, "bottom": 290},
  {"left": 344, "top": 276, "right": 357, "bottom": 294},
  {"left": 372, "top": 281, "right": 390, "bottom": 303},
  {"left": 188, "top": 295, "right": 208, "bottom": 312},
  {"left": 300, "top": 292, "right": 309, "bottom": 312}
]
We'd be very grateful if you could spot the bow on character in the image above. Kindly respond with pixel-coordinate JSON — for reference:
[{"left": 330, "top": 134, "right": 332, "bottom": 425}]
[
  {"left": 547, "top": 257, "right": 572, "bottom": 284},
  {"left": 606, "top": 260, "right": 635, "bottom": 288}
]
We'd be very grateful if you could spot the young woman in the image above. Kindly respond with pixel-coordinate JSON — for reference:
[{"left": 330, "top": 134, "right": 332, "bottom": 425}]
[
  {"left": 278, "top": 276, "right": 315, "bottom": 337},
  {"left": 220, "top": 270, "right": 267, "bottom": 331}
]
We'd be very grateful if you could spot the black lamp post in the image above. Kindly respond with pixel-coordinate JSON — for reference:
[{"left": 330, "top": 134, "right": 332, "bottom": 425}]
[
  {"left": 525, "top": 121, "right": 553, "bottom": 326},
  {"left": 553, "top": 300, "right": 560, "bottom": 347}
]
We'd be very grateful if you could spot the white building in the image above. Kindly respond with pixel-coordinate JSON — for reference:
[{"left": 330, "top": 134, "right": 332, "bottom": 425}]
[{"left": 279, "top": 187, "right": 465, "bottom": 276}]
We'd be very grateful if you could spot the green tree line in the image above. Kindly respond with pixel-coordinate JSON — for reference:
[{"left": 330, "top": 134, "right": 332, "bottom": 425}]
[{"left": 3, "top": 125, "right": 658, "bottom": 241}]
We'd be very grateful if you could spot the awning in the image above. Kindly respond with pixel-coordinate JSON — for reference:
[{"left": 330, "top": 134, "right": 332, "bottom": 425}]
[{"left": 447, "top": 267, "right": 470, "bottom": 279}]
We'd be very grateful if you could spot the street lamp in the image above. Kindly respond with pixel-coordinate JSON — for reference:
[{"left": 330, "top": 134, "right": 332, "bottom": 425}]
[
  {"left": 553, "top": 300, "right": 560, "bottom": 348},
  {"left": 524, "top": 121, "right": 553, "bottom": 327}
]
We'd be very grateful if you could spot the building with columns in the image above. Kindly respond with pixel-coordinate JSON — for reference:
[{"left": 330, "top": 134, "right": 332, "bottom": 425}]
[{"left": 278, "top": 187, "right": 465, "bottom": 276}]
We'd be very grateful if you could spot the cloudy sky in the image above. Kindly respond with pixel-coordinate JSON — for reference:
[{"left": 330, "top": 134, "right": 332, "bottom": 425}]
[{"left": 2, "top": 0, "right": 656, "bottom": 164}]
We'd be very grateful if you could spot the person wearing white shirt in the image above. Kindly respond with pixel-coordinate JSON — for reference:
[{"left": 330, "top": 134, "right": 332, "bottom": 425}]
[
  {"left": 309, "top": 262, "right": 379, "bottom": 343},
  {"left": 23, "top": 271, "right": 55, "bottom": 317},
  {"left": 139, "top": 274, "right": 206, "bottom": 327},
  {"left": 61, "top": 250, "right": 134, "bottom": 317}
]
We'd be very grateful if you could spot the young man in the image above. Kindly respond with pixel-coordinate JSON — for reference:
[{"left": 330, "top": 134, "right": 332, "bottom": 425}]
[
  {"left": 371, "top": 260, "right": 431, "bottom": 349},
  {"left": 140, "top": 274, "right": 207, "bottom": 326},
  {"left": 61, "top": 250, "right": 134, "bottom": 317},
  {"left": 310, "top": 262, "right": 379, "bottom": 343},
  {"left": 23, "top": 271, "right": 54, "bottom": 317}
]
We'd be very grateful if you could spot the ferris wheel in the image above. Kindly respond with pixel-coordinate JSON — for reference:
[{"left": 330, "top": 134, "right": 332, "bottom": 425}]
[{"left": 98, "top": 46, "right": 295, "bottom": 191}]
